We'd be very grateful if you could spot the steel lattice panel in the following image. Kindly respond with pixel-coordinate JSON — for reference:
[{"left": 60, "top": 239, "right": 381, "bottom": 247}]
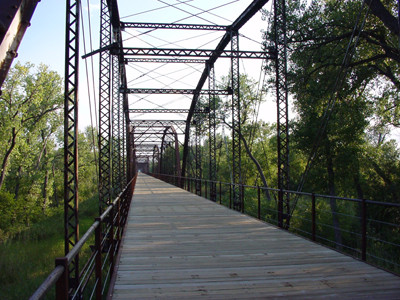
[
  {"left": 99, "top": 0, "right": 112, "bottom": 212},
  {"left": 208, "top": 66, "right": 217, "bottom": 201},
  {"left": 64, "top": 0, "right": 80, "bottom": 291},
  {"left": 274, "top": 0, "right": 290, "bottom": 228},
  {"left": 231, "top": 32, "right": 242, "bottom": 211}
]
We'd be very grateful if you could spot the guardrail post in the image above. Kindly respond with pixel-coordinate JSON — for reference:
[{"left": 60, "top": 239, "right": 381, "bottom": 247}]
[
  {"left": 55, "top": 257, "right": 69, "bottom": 300},
  {"left": 116, "top": 197, "right": 121, "bottom": 244},
  {"left": 205, "top": 181, "right": 208, "bottom": 199},
  {"left": 219, "top": 181, "right": 222, "bottom": 204},
  {"left": 257, "top": 186, "right": 261, "bottom": 220},
  {"left": 110, "top": 204, "right": 115, "bottom": 273},
  {"left": 278, "top": 189, "right": 283, "bottom": 228},
  {"left": 361, "top": 198, "right": 367, "bottom": 261},
  {"left": 95, "top": 218, "right": 102, "bottom": 300},
  {"left": 229, "top": 183, "right": 232, "bottom": 209},
  {"left": 241, "top": 185, "right": 244, "bottom": 213},
  {"left": 312, "top": 193, "right": 316, "bottom": 241}
]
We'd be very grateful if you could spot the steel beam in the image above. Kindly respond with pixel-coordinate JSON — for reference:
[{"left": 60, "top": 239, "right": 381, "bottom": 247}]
[
  {"left": 130, "top": 120, "right": 187, "bottom": 127},
  {"left": 274, "top": 0, "right": 290, "bottom": 228},
  {"left": 122, "top": 88, "right": 232, "bottom": 95},
  {"left": 112, "top": 54, "right": 122, "bottom": 196},
  {"left": 231, "top": 31, "right": 242, "bottom": 211},
  {"left": 181, "top": 0, "right": 270, "bottom": 179},
  {"left": 125, "top": 58, "right": 206, "bottom": 64},
  {"left": 123, "top": 47, "right": 268, "bottom": 59},
  {"left": 0, "top": 0, "right": 39, "bottom": 89},
  {"left": 121, "top": 22, "right": 228, "bottom": 31},
  {"left": 152, "top": 145, "right": 160, "bottom": 174},
  {"left": 208, "top": 65, "right": 217, "bottom": 201},
  {"left": 194, "top": 113, "right": 202, "bottom": 196},
  {"left": 128, "top": 108, "right": 209, "bottom": 114},
  {"left": 99, "top": 0, "right": 112, "bottom": 213},
  {"left": 64, "top": 0, "right": 80, "bottom": 292}
]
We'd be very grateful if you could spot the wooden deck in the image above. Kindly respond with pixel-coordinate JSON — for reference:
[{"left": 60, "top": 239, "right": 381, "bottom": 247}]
[{"left": 110, "top": 173, "right": 400, "bottom": 299}]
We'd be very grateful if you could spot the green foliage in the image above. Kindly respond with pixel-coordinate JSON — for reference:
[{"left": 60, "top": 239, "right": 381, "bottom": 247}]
[
  {"left": 0, "top": 63, "right": 99, "bottom": 241},
  {"left": 0, "top": 195, "right": 99, "bottom": 300}
]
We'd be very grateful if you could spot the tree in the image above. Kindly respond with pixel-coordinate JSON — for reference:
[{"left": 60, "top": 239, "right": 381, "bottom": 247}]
[
  {"left": 262, "top": 0, "right": 400, "bottom": 246},
  {"left": 0, "top": 62, "right": 63, "bottom": 190}
]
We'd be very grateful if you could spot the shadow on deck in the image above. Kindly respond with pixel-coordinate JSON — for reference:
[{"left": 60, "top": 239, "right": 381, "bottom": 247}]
[{"left": 109, "top": 173, "right": 400, "bottom": 299}]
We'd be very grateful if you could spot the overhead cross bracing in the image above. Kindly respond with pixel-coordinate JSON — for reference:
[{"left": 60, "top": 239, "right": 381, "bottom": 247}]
[{"left": 101, "top": 0, "right": 273, "bottom": 169}]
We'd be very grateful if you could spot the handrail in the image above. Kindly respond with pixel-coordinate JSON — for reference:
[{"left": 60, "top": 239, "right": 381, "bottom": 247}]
[
  {"left": 153, "top": 173, "right": 400, "bottom": 275},
  {"left": 30, "top": 175, "right": 137, "bottom": 300},
  {"left": 155, "top": 173, "right": 400, "bottom": 207}
]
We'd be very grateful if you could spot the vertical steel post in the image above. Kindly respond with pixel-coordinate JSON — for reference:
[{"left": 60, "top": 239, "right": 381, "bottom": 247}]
[
  {"left": 95, "top": 218, "right": 102, "bottom": 300},
  {"left": 55, "top": 257, "right": 69, "bottom": 300},
  {"left": 274, "top": 0, "right": 290, "bottom": 229},
  {"left": 258, "top": 186, "right": 261, "bottom": 220},
  {"left": 219, "top": 181, "right": 222, "bottom": 204},
  {"left": 208, "top": 65, "right": 217, "bottom": 201},
  {"left": 99, "top": 0, "right": 112, "bottom": 213},
  {"left": 64, "top": 0, "right": 80, "bottom": 292},
  {"left": 195, "top": 117, "right": 202, "bottom": 196},
  {"left": 112, "top": 54, "right": 122, "bottom": 195},
  {"left": 231, "top": 31, "right": 242, "bottom": 212},
  {"left": 361, "top": 199, "right": 367, "bottom": 261},
  {"left": 312, "top": 193, "right": 316, "bottom": 241}
]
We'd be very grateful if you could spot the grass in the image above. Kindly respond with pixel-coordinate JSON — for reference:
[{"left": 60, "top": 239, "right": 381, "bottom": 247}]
[{"left": 0, "top": 195, "right": 99, "bottom": 300}]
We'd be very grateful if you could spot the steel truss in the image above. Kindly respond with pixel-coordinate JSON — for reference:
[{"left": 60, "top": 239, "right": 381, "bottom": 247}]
[
  {"left": 123, "top": 47, "right": 269, "bottom": 59},
  {"left": 181, "top": 0, "right": 269, "bottom": 180},
  {"left": 274, "top": 0, "right": 290, "bottom": 228},
  {"left": 99, "top": 0, "right": 112, "bottom": 213},
  {"left": 159, "top": 126, "right": 181, "bottom": 178},
  {"left": 130, "top": 120, "right": 187, "bottom": 128},
  {"left": 122, "top": 88, "right": 231, "bottom": 95},
  {"left": 129, "top": 109, "right": 205, "bottom": 114},
  {"left": 112, "top": 54, "right": 122, "bottom": 196},
  {"left": 64, "top": 0, "right": 80, "bottom": 292},
  {"left": 208, "top": 65, "right": 217, "bottom": 201},
  {"left": 231, "top": 31, "right": 242, "bottom": 211},
  {"left": 121, "top": 22, "right": 228, "bottom": 31},
  {"left": 152, "top": 145, "right": 160, "bottom": 174},
  {"left": 129, "top": 108, "right": 189, "bottom": 114},
  {"left": 194, "top": 108, "right": 202, "bottom": 196},
  {"left": 125, "top": 58, "right": 206, "bottom": 64}
]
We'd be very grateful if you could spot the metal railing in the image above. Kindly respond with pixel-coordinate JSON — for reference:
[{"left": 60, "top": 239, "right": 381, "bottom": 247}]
[
  {"left": 153, "top": 173, "right": 400, "bottom": 275},
  {"left": 30, "top": 175, "right": 137, "bottom": 300}
]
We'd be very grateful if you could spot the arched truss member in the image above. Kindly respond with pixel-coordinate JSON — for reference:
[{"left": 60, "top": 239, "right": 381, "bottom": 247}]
[
  {"left": 159, "top": 126, "right": 181, "bottom": 182},
  {"left": 152, "top": 145, "right": 160, "bottom": 174},
  {"left": 127, "top": 127, "right": 136, "bottom": 181}
]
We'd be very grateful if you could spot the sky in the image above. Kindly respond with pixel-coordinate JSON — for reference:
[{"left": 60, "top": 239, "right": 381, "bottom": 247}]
[
  {"left": 13, "top": 0, "right": 277, "bottom": 133},
  {"left": 12, "top": 0, "right": 400, "bottom": 143}
]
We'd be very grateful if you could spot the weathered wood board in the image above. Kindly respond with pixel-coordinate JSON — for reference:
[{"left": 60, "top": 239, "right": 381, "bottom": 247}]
[{"left": 110, "top": 173, "right": 400, "bottom": 299}]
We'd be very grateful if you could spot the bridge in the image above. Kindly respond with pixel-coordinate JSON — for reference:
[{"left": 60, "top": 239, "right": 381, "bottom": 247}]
[{"left": 1, "top": 0, "right": 399, "bottom": 299}]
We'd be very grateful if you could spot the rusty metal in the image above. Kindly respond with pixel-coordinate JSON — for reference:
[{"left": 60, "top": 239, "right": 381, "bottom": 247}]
[
  {"left": 99, "top": 0, "right": 112, "bottom": 212},
  {"left": 274, "top": 0, "right": 290, "bottom": 229},
  {"left": 231, "top": 31, "right": 242, "bottom": 212},
  {"left": 258, "top": 186, "right": 261, "bottom": 220},
  {"left": 64, "top": 0, "right": 80, "bottom": 292},
  {"left": 181, "top": 0, "right": 270, "bottom": 179},
  {"left": 0, "top": 0, "right": 39, "bottom": 89},
  {"left": 312, "top": 193, "right": 316, "bottom": 241},
  {"left": 121, "top": 22, "right": 228, "bottom": 31},
  {"left": 208, "top": 65, "right": 217, "bottom": 201},
  {"left": 361, "top": 198, "right": 367, "bottom": 261}
]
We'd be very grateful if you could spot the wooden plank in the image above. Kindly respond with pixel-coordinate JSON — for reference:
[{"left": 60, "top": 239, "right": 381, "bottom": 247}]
[{"left": 110, "top": 173, "right": 400, "bottom": 299}]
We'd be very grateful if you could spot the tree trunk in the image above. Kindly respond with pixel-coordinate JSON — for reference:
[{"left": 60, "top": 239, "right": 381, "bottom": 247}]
[
  {"left": 42, "top": 145, "right": 48, "bottom": 212},
  {"left": 224, "top": 121, "right": 272, "bottom": 201},
  {"left": 14, "top": 165, "right": 22, "bottom": 200},
  {"left": 0, "top": 127, "right": 17, "bottom": 190},
  {"left": 325, "top": 142, "right": 343, "bottom": 249}
]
